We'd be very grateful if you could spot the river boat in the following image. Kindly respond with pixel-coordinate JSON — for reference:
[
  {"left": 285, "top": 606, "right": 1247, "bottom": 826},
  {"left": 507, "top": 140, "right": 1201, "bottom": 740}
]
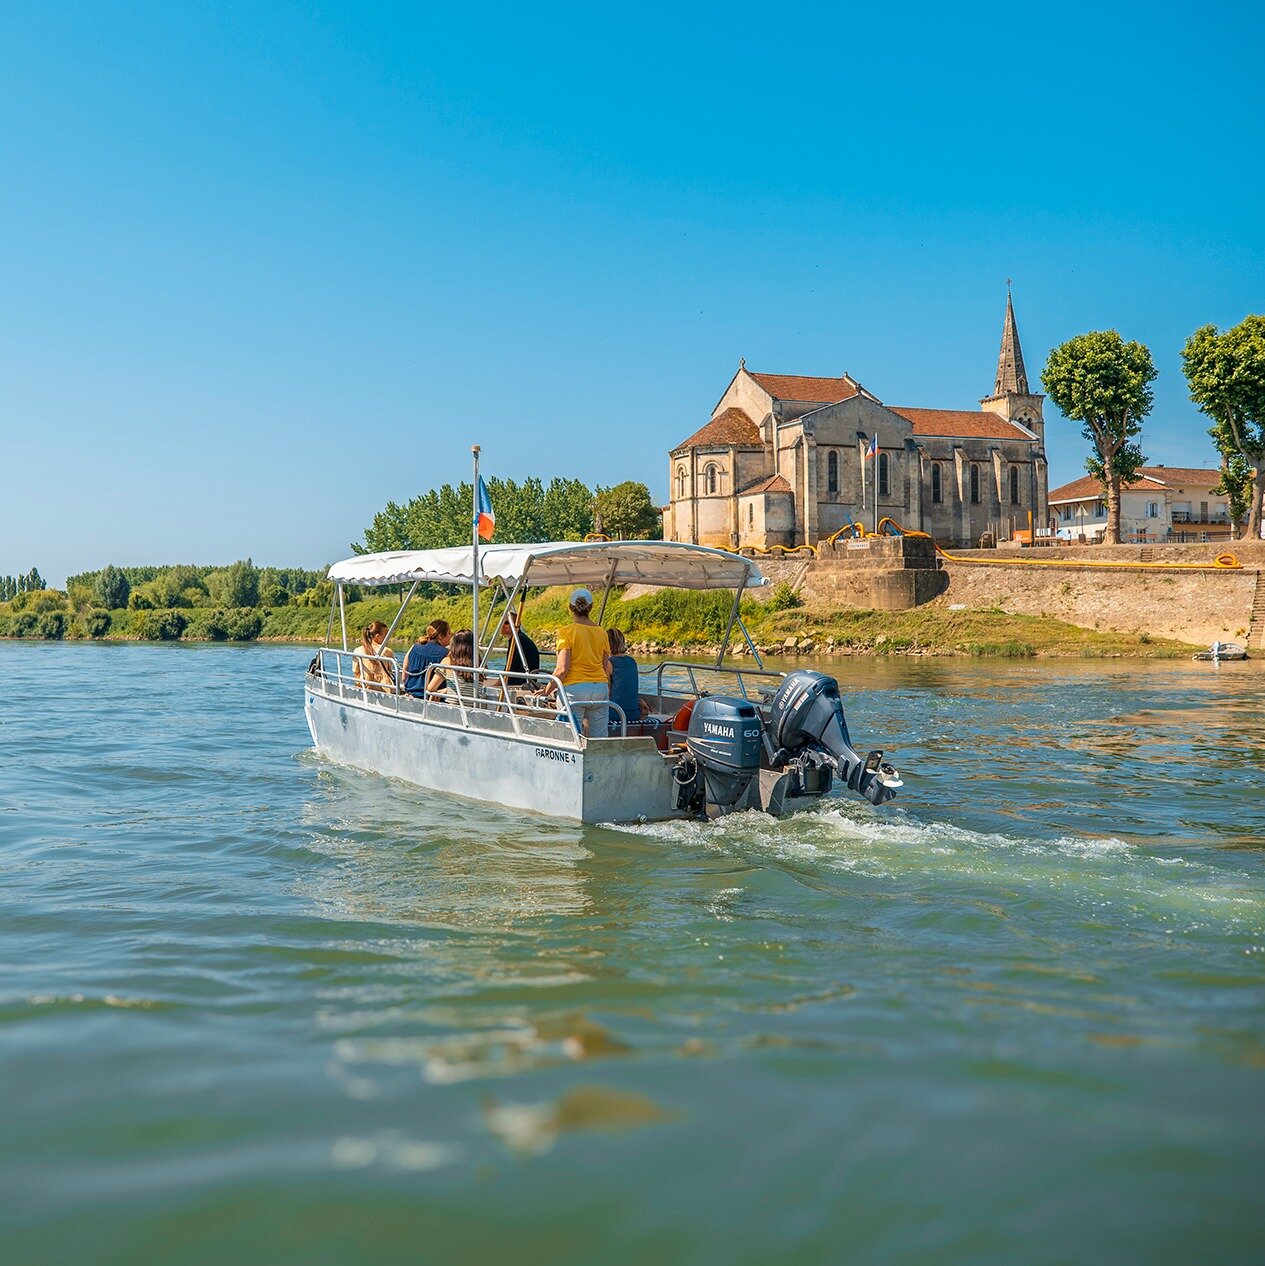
[
  {"left": 1192, "top": 642, "right": 1248, "bottom": 661},
  {"left": 303, "top": 538, "right": 903, "bottom": 823}
]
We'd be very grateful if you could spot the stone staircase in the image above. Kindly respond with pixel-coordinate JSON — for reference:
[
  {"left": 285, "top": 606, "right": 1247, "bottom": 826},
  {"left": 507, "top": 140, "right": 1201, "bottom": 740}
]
[
  {"left": 1138, "top": 545, "right": 1155, "bottom": 563},
  {"left": 1248, "top": 573, "right": 1265, "bottom": 651}
]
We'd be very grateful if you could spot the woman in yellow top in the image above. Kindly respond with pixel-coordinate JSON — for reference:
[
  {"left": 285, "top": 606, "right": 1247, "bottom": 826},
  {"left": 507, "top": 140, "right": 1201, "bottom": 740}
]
[{"left": 550, "top": 588, "right": 611, "bottom": 736}]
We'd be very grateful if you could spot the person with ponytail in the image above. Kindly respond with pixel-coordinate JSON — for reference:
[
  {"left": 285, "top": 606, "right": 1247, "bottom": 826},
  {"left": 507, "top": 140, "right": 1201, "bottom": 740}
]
[
  {"left": 352, "top": 621, "right": 397, "bottom": 693},
  {"left": 402, "top": 619, "right": 451, "bottom": 697}
]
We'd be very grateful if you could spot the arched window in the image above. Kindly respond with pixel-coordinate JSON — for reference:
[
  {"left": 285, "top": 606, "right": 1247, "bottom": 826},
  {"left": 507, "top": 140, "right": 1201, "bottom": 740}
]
[
  {"left": 676, "top": 466, "right": 686, "bottom": 499},
  {"left": 747, "top": 503, "right": 754, "bottom": 529},
  {"left": 931, "top": 463, "right": 942, "bottom": 504},
  {"left": 970, "top": 464, "right": 981, "bottom": 505},
  {"left": 705, "top": 464, "right": 718, "bottom": 495},
  {"left": 827, "top": 450, "right": 839, "bottom": 494},
  {"left": 1010, "top": 465, "right": 1020, "bottom": 505},
  {"left": 878, "top": 451, "right": 890, "bottom": 498}
]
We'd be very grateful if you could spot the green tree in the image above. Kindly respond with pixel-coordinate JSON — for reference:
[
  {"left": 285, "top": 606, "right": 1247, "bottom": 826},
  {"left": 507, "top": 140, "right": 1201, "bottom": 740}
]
[
  {"left": 1211, "top": 454, "right": 1254, "bottom": 538},
  {"left": 1041, "top": 331, "right": 1156, "bottom": 544},
  {"left": 218, "top": 559, "right": 260, "bottom": 608},
  {"left": 1181, "top": 316, "right": 1265, "bottom": 539},
  {"left": 594, "top": 481, "right": 662, "bottom": 539}
]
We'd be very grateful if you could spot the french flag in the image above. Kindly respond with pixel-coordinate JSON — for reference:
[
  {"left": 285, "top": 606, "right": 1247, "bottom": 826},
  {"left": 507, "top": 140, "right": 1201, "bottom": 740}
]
[
  {"left": 475, "top": 475, "right": 496, "bottom": 541},
  {"left": 864, "top": 434, "right": 879, "bottom": 461}
]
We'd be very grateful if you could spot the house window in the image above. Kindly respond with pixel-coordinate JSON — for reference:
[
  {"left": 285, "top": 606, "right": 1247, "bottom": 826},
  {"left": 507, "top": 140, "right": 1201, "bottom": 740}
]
[
  {"left": 1146, "top": 501, "right": 1160, "bottom": 519},
  {"left": 705, "top": 464, "right": 718, "bottom": 495},
  {"left": 931, "top": 463, "right": 942, "bottom": 504},
  {"left": 676, "top": 466, "right": 686, "bottom": 499},
  {"left": 970, "top": 464, "right": 980, "bottom": 504},
  {"left": 1010, "top": 465, "right": 1020, "bottom": 505},
  {"left": 878, "top": 451, "right": 890, "bottom": 498},
  {"left": 827, "top": 450, "right": 838, "bottom": 494}
]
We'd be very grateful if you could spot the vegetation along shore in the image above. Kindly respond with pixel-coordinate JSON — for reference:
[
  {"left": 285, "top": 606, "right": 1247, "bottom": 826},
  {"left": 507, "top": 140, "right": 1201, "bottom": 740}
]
[{"left": 0, "top": 560, "right": 1192, "bottom": 658}]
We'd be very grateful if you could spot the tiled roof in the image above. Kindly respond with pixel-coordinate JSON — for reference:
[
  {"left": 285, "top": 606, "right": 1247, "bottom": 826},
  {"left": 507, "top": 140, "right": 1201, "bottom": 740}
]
[
  {"left": 889, "top": 407, "right": 1035, "bottom": 440},
  {"left": 1049, "top": 466, "right": 1224, "bottom": 503},
  {"left": 738, "top": 474, "right": 792, "bottom": 495},
  {"left": 747, "top": 372, "right": 862, "bottom": 404},
  {"left": 1135, "top": 466, "right": 1224, "bottom": 488},
  {"left": 673, "top": 407, "right": 762, "bottom": 451}
]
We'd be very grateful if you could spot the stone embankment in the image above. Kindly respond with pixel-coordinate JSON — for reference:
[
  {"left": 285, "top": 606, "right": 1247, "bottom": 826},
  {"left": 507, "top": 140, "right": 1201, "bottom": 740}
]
[
  {"left": 932, "top": 542, "right": 1264, "bottom": 648},
  {"left": 742, "top": 537, "right": 1265, "bottom": 649}
]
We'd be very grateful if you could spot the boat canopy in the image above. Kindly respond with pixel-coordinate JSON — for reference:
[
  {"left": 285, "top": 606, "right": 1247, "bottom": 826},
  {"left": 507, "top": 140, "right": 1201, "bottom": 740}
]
[{"left": 326, "top": 540, "right": 766, "bottom": 591}]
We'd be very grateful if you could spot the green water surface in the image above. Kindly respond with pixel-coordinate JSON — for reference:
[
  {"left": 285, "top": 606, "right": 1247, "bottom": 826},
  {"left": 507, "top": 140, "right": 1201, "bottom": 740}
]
[{"left": 1, "top": 644, "right": 1262, "bottom": 1265}]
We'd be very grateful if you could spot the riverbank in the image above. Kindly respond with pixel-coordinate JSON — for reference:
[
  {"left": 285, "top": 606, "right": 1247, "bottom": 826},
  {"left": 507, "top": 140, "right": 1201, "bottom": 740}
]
[{"left": 0, "top": 588, "right": 1198, "bottom": 657}]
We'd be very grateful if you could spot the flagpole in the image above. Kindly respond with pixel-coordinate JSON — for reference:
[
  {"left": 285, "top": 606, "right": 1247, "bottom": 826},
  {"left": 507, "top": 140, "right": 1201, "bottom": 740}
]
[
  {"left": 471, "top": 445, "right": 481, "bottom": 689},
  {"left": 872, "top": 432, "right": 879, "bottom": 536}
]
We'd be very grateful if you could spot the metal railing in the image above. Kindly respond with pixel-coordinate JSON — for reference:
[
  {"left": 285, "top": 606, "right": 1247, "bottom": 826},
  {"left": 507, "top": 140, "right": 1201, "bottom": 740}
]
[
  {"left": 308, "top": 649, "right": 632, "bottom": 747},
  {"left": 651, "top": 661, "right": 784, "bottom": 712}
]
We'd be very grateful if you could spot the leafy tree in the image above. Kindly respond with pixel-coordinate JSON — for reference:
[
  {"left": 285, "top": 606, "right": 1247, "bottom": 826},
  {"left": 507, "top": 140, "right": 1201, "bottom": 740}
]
[
  {"left": 138, "top": 610, "right": 187, "bottom": 641},
  {"left": 594, "top": 481, "right": 661, "bottom": 540},
  {"left": 85, "top": 611, "right": 112, "bottom": 638},
  {"left": 1211, "top": 454, "right": 1254, "bottom": 539},
  {"left": 1041, "top": 331, "right": 1156, "bottom": 544},
  {"left": 219, "top": 559, "right": 260, "bottom": 608},
  {"left": 127, "top": 588, "right": 155, "bottom": 610},
  {"left": 36, "top": 613, "right": 67, "bottom": 639},
  {"left": 1182, "top": 316, "right": 1265, "bottom": 539},
  {"left": 358, "top": 476, "right": 595, "bottom": 553},
  {"left": 260, "top": 581, "right": 289, "bottom": 607}
]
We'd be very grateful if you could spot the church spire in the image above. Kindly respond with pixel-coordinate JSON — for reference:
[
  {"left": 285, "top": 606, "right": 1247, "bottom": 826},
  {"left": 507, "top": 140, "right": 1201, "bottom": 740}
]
[{"left": 993, "top": 285, "right": 1029, "bottom": 396}]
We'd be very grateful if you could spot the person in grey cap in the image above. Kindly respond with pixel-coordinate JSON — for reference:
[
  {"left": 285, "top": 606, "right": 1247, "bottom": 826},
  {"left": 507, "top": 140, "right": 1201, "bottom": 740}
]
[{"left": 546, "top": 587, "right": 611, "bottom": 735}]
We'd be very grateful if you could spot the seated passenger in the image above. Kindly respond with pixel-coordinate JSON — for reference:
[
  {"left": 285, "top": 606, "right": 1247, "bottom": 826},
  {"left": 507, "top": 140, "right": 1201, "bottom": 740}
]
[
  {"left": 425, "top": 629, "right": 479, "bottom": 702},
  {"left": 352, "top": 621, "right": 397, "bottom": 693},
  {"left": 501, "top": 609, "right": 540, "bottom": 686},
  {"left": 606, "top": 627, "right": 645, "bottom": 730},
  {"left": 403, "top": 620, "right": 451, "bottom": 697},
  {"left": 545, "top": 589, "right": 610, "bottom": 736}
]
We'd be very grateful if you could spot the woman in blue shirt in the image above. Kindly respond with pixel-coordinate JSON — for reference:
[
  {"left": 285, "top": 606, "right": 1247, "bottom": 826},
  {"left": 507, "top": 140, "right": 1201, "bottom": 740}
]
[
  {"left": 606, "top": 628, "right": 642, "bottom": 731},
  {"left": 403, "top": 620, "right": 452, "bottom": 697}
]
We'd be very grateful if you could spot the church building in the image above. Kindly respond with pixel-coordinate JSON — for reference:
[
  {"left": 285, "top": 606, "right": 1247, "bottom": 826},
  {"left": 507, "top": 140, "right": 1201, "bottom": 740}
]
[{"left": 664, "top": 294, "right": 1049, "bottom": 550}]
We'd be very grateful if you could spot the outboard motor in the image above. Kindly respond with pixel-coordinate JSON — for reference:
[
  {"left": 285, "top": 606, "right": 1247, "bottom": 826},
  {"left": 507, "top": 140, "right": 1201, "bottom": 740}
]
[
  {"left": 767, "top": 670, "right": 902, "bottom": 806},
  {"left": 673, "top": 696, "right": 763, "bottom": 816}
]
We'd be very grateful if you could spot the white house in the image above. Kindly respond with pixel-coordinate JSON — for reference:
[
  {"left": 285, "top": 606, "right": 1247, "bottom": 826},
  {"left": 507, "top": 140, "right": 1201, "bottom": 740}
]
[{"left": 1047, "top": 467, "right": 1236, "bottom": 542}]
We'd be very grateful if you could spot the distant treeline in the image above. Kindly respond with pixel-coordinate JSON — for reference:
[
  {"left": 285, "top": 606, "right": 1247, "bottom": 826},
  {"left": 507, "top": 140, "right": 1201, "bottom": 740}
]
[
  {"left": 0, "top": 569, "right": 47, "bottom": 601},
  {"left": 64, "top": 561, "right": 332, "bottom": 612},
  {"left": 358, "top": 477, "right": 661, "bottom": 554}
]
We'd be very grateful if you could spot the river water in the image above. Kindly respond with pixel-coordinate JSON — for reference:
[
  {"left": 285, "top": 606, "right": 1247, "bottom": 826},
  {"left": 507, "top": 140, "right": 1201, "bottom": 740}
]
[{"left": 2, "top": 643, "right": 1262, "bottom": 1265}]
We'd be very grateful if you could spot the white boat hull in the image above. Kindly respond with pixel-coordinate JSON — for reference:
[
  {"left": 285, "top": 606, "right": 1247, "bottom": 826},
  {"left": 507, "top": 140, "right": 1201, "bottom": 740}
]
[{"left": 304, "top": 685, "right": 688, "bottom": 823}]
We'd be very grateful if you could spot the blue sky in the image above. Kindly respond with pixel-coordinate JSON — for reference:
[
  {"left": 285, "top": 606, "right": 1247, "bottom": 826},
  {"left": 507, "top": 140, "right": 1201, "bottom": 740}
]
[{"left": 2, "top": 1, "right": 1262, "bottom": 584}]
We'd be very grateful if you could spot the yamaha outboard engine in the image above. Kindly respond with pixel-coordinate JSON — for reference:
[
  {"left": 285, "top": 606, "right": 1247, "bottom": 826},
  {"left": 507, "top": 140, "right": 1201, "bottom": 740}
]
[
  {"left": 767, "top": 670, "right": 902, "bottom": 806},
  {"left": 673, "top": 697, "right": 763, "bottom": 816}
]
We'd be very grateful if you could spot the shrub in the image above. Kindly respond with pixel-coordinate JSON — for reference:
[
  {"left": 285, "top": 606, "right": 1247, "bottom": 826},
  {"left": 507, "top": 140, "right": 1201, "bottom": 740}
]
[
  {"left": 137, "top": 610, "right": 187, "bottom": 641},
  {"left": 766, "top": 582, "right": 803, "bottom": 612},
  {"left": 85, "top": 611, "right": 112, "bottom": 638},
  {"left": 27, "top": 590, "right": 66, "bottom": 614},
  {"left": 95, "top": 565, "right": 131, "bottom": 610},
  {"left": 224, "top": 610, "right": 264, "bottom": 641},
  {"left": 10, "top": 612, "right": 39, "bottom": 637},
  {"left": 36, "top": 613, "right": 67, "bottom": 639}
]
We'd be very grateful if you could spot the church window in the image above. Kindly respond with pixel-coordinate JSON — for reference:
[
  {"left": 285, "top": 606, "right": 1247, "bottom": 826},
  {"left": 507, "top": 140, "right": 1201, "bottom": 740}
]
[
  {"left": 931, "top": 464, "right": 942, "bottom": 504},
  {"left": 748, "top": 503, "right": 754, "bottom": 529},
  {"left": 1010, "top": 465, "right": 1020, "bottom": 505},
  {"left": 705, "top": 464, "right": 718, "bottom": 495},
  {"left": 827, "top": 450, "right": 838, "bottom": 494},
  {"left": 676, "top": 466, "right": 686, "bottom": 499},
  {"left": 878, "top": 452, "right": 890, "bottom": 498},
  {"left": 970, "top": 464, "right": 981, "bottom": 504}
]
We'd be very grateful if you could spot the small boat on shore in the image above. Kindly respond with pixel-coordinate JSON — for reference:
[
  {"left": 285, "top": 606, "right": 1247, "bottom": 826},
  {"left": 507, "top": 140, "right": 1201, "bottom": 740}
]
[
  {"left": 1192, "top": 641, "right": 1249, "bottom": 661},
  {"left": 303, "top": 539, "right": 903, "bottom": 823}
]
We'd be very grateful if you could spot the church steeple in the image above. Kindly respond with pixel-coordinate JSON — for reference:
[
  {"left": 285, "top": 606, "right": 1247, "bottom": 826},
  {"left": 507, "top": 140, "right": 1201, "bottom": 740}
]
[{"left": 993, "top": 285, "right": 1029, "bottom": 396}]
